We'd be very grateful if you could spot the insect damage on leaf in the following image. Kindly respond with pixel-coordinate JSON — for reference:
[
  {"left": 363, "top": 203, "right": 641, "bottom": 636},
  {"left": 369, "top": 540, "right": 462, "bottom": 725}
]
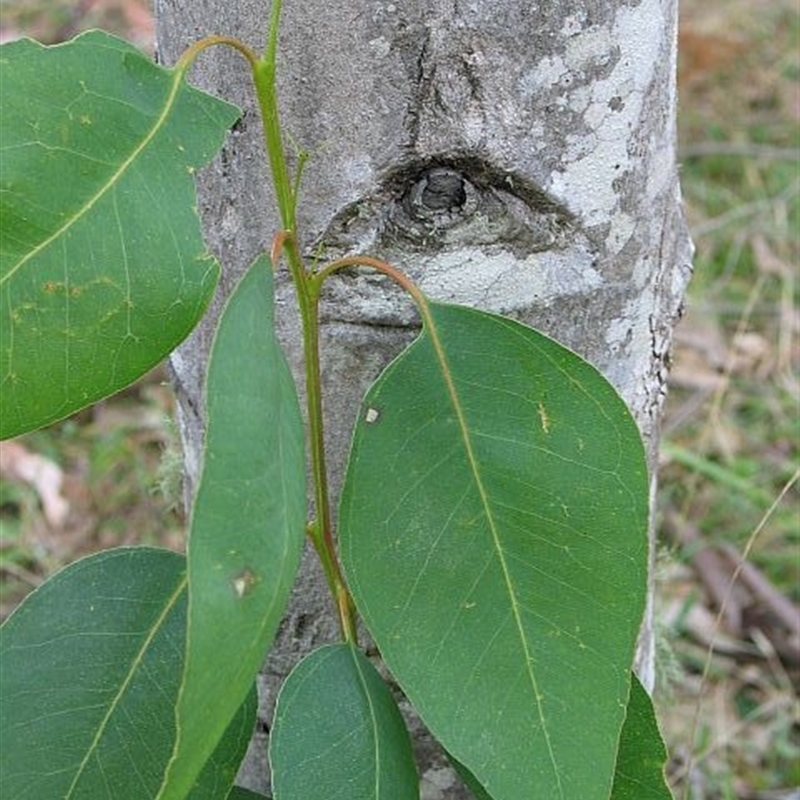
[{"left": 231, "top": 568, "right": 258, "bottom": 598}]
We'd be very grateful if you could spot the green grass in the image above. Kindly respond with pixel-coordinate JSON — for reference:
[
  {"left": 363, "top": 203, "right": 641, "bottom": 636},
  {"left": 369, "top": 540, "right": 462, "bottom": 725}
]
[{"left": 658, "top": 1, "right": 799, "bottom": 796}]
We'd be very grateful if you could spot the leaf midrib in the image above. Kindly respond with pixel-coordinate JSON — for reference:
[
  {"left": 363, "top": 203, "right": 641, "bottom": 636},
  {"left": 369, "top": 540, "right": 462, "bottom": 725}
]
[
  {"left": 0, "top": 64, "right": 184, "bottom": 289},
  {"left": 421, "top": 301, "right": 564, "bottom": 798},
  {"left": 65, "top": 575, "right": 187, "bottom": 798},
  {"left": 348, "top": 647, "right": 383, "bottom": 799}
]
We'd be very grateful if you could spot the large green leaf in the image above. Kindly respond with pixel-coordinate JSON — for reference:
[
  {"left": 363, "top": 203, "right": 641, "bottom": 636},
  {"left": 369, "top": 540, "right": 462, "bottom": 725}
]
[
  {"left": 269, "top": 644, "right": 418, "bottom": 800},
  {"left": 610, "top": 676, "right": 673, "bottom": 800},
  {"left": 0, "top": 547, "right": 255, "bottom": 800},
  {"left": 0, "top": 31, "right": 239, "bottom": 439},
  {"left": 451, "top": 673, "right": 673, "bottom": 800},
  {"left": 158, "top": 256, "right": 306, "bottom": 800},
  {"left": 339, "top": 301, "right": 649, "bottom": 800}
]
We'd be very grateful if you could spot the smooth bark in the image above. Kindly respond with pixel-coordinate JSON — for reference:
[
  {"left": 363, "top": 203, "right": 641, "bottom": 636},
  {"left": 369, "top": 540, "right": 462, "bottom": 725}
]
[{"left": 155, "top": 1, "right": 692, "bottom": 795}]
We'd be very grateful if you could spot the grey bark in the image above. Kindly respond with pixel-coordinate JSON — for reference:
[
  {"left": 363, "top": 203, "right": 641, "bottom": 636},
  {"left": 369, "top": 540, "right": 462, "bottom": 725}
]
[{"left": 155, "top": 1, "right": 692, "bottom": 796}]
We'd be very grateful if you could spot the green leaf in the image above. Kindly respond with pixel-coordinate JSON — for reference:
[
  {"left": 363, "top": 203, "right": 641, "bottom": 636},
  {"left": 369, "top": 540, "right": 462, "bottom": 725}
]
[
  {"left": 0, "top": 31, "right": 239, "bottom": 439},
  {"left": 158, "top": 256, "right": 306, "bottom": 800},
  {"left": 0, "top": 547, "right": 254, "bottom": 800},
  {"left": 610, "top": 676, "right": 673, "bottom": 800},
  {"left": 226, "top": 789, "right": 271, "bottom": 800},
  {"left": 269, "top": 644, "right": 418, "bottom": 800},
  {"left": 339, "top": 301, "right": 649, "bottom": 800},
  {"left": 449, "top": 758, "right": 494, "bottom": 800},
  {"left": 189, "top": 686, "right": 259, "bottom": 800},
  {"left": 449, "top": 674, "right": 674, "bottom": 800}
]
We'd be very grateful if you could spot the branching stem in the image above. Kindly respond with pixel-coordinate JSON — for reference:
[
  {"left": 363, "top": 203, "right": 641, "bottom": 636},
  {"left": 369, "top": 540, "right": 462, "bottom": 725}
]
[
  {"left": 175, "top": 35, "right": 259, "bottom": 75},
  {"left": 313, "top": 255, "right": 429, "bottom": 316},
  {"left": 179, "top": 8, "right": 421, "bottom": 649},
  {"left": 250, "top": 4, "right": 358, "bottom": 644}
]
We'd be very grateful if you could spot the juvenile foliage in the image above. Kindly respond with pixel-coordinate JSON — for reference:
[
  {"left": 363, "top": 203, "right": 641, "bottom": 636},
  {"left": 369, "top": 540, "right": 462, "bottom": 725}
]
[
  {"left": 0, "top": 14, "right": 673, "bottom": 800},
  {"left": 158, "top": 256, "right": 306, "bottom": 800},
  {"left": 269, "top": 644, "right": 418, "bottom": 800},
  {"left": 340, "top": 301, "right": 649, "bottom": 799},
  {"left": 0, "top": 547, "right": 257, "bottom": 800},
  {"left": 0, "top": 32, "right": 238, "bottom": 439}
]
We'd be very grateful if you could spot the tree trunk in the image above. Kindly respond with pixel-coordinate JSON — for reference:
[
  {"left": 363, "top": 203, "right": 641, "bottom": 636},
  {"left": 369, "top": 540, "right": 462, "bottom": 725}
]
[{"left": 155, "top": 1, "right": 692, "bottom": 795}]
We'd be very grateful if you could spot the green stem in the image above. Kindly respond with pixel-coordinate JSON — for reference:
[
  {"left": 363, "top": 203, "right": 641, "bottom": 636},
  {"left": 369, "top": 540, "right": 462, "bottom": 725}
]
[
  {"left": 166, "top": 12, "right": 360, "bottom": 644},
  {"left": 313, "top": 255, "right": 428, "bottom": 309},
  {"left": 253, "top": 0, "right": 295, "bottom": 231},
  {"left": 175, "top": 35, "right": 259, "bottom": 76},
  {"left": 288, "top": 236, "right": 358, "bottom": 645},
  {"left": 251, "top": 5, "right": 358, "bottom": 643}
]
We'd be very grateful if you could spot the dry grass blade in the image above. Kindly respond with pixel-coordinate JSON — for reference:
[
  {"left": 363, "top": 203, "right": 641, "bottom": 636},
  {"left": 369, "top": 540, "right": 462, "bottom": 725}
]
[{"left": 676, "top": 469, "right": 799, "bottom": 799}]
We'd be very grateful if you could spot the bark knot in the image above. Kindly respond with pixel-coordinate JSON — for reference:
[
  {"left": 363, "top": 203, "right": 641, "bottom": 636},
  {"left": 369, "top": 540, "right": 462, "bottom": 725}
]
[
  {"left": 313, "top": 153, "right": 577, "bottom": 260},
  {"left": 410, "top": 168, "right": 467, "bottom": 214}
]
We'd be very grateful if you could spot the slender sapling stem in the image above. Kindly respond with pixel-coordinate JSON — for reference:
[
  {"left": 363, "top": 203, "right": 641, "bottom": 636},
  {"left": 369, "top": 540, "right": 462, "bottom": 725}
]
[{"left": 250, "top": 3, "right": 358, "bottom": 642}]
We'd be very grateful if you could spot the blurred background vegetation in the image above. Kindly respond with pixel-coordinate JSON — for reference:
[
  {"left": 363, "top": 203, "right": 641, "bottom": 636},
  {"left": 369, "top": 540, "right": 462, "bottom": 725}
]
[{"left": 1, "top": 1, "right": 797, "bottom": 798}]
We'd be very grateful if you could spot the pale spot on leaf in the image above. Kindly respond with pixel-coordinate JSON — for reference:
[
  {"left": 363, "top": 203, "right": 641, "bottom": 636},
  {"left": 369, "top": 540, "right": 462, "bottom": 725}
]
[
  {"left": 537, "top": 401, "right": 551, "bottom": 433},
  {"left": 232, "top": 568, "right": 258, "bottom": 598}
]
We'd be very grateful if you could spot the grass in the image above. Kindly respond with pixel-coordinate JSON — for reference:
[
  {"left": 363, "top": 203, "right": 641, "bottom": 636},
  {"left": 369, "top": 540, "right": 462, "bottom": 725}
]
[
  {"left": 657, "top": 0, "right": 799, "bottom": 796},
  {"left": 0, "top": 1, "right": 797, "bottom": 798}
]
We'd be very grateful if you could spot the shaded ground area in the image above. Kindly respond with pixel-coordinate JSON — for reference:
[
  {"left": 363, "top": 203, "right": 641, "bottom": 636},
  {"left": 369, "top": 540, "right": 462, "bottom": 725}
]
[{"left": 0, "top": 1, "right": 797, "bottom": 797}]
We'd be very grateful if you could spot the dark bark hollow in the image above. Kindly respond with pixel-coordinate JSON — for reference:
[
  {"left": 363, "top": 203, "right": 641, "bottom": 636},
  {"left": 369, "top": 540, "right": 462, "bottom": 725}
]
[{"left": 156, "top": 1, "right": 692, "bottom": 794}]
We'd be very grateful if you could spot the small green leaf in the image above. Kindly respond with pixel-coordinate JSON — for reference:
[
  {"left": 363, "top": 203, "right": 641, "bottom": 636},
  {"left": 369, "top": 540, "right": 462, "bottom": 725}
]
[
  {"left": 610, "top": 676, "right": 673, "bottom": 800},
  {"left": 0, "top": 31, "right": 239, "bottom": 438},
  {"left": 159, "top": 256, "right": 306, "bottom": 800},
  {"left": 269, "top": 644, "right": 418, "bottom": 800},
  {"left": 340, "top": 301, "right": 649, "bottom": 800},
  {"left": 0, "top": 547, "right": 252, "bottom": 799}
]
